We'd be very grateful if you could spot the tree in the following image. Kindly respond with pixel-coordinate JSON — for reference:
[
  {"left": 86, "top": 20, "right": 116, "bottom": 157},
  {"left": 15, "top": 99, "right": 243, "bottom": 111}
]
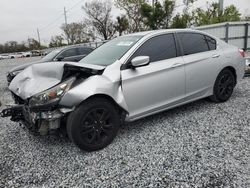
[
  {"left": 61, "top": 22, "right": 90, "bottom": 44},
  {"left": 193, "top": 3, "right": 241, "bottom": 26},
  {"left": 0, "top": 41, "right": 26, "bottom": 53},
  {"left": 171, "top": 0, "right": 196, "bottom": 28},
  {"left": 171, "top": 13, "right": 193, "bottom": 28},
  {"left": 49, "top": 35, "right": 65, "bottom": 48},
  {"left": 115, "top": 0, "right": 146, "bottom": 32},
  {"left": 141, "top": 0, "right": 175, "bottom": 30},
  {"left": 82, "top": 0, "right": 115, "bottom": 40},
  {"left": 28, "top": 38, "right": 40, "bottom": 49},
  {"left": 115, "top": 15, "right": 129, "bottom": 36}
]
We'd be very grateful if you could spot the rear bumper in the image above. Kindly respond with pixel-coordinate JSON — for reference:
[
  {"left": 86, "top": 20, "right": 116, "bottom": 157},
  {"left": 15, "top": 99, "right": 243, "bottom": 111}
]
[{"left": 1, "top": 105, "right": 68, "bottom": 135}]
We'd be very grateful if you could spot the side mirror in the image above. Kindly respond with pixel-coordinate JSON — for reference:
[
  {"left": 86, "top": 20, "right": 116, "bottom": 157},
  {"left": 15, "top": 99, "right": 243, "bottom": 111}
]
[{"left": 131, "top": 56, "right": 150, "bottom": 68}]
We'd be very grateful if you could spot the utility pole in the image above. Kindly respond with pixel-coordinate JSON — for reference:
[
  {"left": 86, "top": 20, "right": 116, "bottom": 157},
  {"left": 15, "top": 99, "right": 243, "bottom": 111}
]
[
  {"left": 37, "top": 28, "right": 41, "bottom": 47},
  {"left": 219, "top": 0, "right": 224, "bottom": 11},
  {"left": 64, "top": 7, "right": 69, "bottom": 44},
  {"left": 28, "top": 36, "right": 30, "bottom": 48}
]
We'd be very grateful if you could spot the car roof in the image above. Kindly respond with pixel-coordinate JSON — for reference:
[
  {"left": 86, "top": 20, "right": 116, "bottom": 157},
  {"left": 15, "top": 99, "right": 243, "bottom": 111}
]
[
  {"left": 126, "top": 29, "right": 205, "bottom": 37},
  {"left": 61, "top": 45, "right": 94, "bottom": 50}
]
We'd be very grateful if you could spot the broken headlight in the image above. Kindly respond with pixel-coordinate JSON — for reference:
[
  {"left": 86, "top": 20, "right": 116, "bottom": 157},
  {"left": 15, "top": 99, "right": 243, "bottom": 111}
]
[{"left": 29, "top": 77, "right": 76, "bottom": 107}]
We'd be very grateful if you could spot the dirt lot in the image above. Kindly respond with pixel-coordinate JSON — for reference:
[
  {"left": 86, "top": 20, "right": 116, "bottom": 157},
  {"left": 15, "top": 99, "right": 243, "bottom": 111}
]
[{"left": 0, "top": 58, "right": 250, "bottom": 187}]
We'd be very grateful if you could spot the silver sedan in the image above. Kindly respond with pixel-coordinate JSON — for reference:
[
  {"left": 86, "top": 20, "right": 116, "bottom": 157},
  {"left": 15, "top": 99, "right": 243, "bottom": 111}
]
[{"left": 1, "top": 29, "right": 246, "bottom": 151}]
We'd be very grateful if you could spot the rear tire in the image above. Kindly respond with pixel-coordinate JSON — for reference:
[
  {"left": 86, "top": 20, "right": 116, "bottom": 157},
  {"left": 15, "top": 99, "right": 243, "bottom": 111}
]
[
  {"left": 209, "top": 69, "right": 236, "bottom": 103},
  {"left": 67, "top": 98, "right": 120, "bottom": 151}
]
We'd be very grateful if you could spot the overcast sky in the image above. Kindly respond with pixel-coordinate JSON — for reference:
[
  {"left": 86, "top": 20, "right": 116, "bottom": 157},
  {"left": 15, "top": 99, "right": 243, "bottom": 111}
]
[{"left": 0, "top": 0, "right": 249, "bottom": 44}]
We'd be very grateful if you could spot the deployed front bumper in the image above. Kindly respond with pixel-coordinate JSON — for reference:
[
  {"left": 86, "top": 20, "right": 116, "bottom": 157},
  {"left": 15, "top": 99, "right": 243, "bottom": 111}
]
[{"left": 1, "top": 105, "right": 70, "bottom": 135}]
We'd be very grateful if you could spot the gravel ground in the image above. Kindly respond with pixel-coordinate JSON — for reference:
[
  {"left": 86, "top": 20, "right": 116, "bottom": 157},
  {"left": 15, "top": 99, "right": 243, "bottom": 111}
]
[{"left": 0, "top": 58, "right": 250, "bottom": 188}]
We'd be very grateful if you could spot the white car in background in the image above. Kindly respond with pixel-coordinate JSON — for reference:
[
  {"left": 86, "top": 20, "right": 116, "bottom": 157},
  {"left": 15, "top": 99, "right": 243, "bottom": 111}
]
[
  {"left": 22, "top": 51, "right": 32, "bottom": 57},
  {"left": 0, "top": 54, "right": 10, "bottom": 60}
]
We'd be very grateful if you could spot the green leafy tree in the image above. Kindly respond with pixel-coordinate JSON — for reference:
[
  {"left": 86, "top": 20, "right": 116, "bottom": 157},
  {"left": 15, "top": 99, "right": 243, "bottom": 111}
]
[
  {"left": 193, "top": 3, "right": 241, "bottom": 26},
  {"left": 115, "top": 15, "right": 129, "bottom": 36},
  {"left": 0, "top": 41, "right": 29, "bottom": 53},
  {"left": 171, "top": 13, "right": 193, "bottom": 28},
  {"left": 171, "top": 0, "right": 196, "bottom": 28},
  {"left": 115, "top": 0, "right": 146, "bottom": 32},
  {"left": 141, "top": 0, "right": 175, "bottom": 29}
]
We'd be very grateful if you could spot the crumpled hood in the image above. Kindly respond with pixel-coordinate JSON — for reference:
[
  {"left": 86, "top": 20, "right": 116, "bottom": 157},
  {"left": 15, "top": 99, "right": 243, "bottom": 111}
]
[{"left": 9, "top": 61, "right": 105, "bottom": 100}]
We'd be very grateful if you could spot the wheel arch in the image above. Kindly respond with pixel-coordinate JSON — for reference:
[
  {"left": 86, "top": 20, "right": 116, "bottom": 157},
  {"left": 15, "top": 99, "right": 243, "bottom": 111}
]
[
  {"left": 220, "top": 66, "right": 237, "bottom": 84},
  {"left": 89, "top": 94, "right": 126, "bottom": 110}
]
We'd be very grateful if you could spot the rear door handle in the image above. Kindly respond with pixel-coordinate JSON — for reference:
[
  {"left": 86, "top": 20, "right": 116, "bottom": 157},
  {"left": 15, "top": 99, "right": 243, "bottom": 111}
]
[
  {"left": 212, "top": 54, "right": 220, "bottom": 58},
  {"left": 171, "top": 63, "right": 182, "bottom": 68}
]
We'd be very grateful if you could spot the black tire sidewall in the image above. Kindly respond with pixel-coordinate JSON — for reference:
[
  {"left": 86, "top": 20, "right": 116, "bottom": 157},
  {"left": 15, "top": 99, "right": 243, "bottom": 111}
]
[
  {"left": 213, "top": 69, "right": 236, "bottom": 102},
  {"left": 67, "top": 98, "right": 120, "bottom": 151}
]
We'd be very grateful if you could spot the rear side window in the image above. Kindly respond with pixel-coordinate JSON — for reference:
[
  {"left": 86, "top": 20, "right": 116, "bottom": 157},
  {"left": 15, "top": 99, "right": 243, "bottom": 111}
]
[
  {"left": 178, "top": 33, "right": 210, "bottom": 55},
  {"left": 205, "top": 35, "right": 216, "bottom": 50},
  {"left": 130, "top": 34, "right": 177, "bottom": 63}
]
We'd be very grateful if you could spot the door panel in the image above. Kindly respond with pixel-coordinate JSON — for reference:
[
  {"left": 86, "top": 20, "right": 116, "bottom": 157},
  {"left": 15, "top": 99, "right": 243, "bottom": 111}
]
[
  {"left": 121, "top": 57, "right": 185, "bottom": 118},
  {"left": 178, "top": 32, "right": 221, "bottom": 100},
  {"left": 183, "top": 52, "right": 221, "bottom": 99}
]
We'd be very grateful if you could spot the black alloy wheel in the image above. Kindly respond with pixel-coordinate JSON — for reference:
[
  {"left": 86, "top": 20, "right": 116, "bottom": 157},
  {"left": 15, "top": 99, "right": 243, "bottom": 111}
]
[
  {"left": 210, "top": 69, "right": 236, "bottom": 102},
  {"left": 67, "top": 98, "right": 120, "bottom": 151},
  {"left": 81, "top": 108, "right": 115, "bottom": 145}
]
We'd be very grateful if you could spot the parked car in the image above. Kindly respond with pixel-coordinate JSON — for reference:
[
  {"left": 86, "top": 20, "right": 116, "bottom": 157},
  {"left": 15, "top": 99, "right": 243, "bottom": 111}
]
[
  {"left": 6, "top": 46, "right": 94, "bottom": 84},
  {"left": 8, "top": 54, "right": 15, "bottom": 59},
  {"left": 0, "top": 54, "right": 10, "bottom": 60},
  {"left": 31, "top": 50, "right": 42, "bottom": 56},
  {"left": 22, "top": 51, "right": 32, "bottom": 57},
  {"left": 16, "top": 52, "right": 24, "bottom": 58},
  {"left": 1, "top": 29, "right": 245, "bottom": 151}
]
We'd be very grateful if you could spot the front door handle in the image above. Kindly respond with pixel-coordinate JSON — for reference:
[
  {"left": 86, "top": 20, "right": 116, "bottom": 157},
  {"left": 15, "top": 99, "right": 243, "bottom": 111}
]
[
  {"left": 171, "top": 63, "right": 182, "bottom": 68},
  {"left": 212, "top": 54, "right": 220, "bottom": 58}
]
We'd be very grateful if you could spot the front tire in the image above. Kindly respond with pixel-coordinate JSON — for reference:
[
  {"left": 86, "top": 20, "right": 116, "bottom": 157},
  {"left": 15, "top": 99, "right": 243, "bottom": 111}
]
[
  {"left": 210, "top": 69, "right": 236, "bottom": 103},
  {"left": 67, "top": 98, "right": 120, "bottom": 151}
]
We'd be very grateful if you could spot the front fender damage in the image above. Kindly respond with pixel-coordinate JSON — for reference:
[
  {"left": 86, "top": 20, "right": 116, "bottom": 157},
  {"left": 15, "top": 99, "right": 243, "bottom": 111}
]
[
  {"left": 2, "top": 60, "right": 128, "bottom": 135},
  {"left": 60, "top": 60, "right": 129, "bottom": 112}
]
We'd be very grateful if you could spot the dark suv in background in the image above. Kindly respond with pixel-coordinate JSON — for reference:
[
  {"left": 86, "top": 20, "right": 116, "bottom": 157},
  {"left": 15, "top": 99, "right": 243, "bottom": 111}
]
[{"left": 7, "top": 45, "right": 94, "bottom": 84}]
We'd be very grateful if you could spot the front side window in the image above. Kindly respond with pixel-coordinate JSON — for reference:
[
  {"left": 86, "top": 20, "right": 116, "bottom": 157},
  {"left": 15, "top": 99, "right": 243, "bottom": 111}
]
[
  {"left": 130, "top": 34, "right": 177, "bottom": 63},
  {"left": 42, "top": 49, "right": 61, "bottom": 61},
  {"left": 60, "top": 48, "right": 78, "bottom": 58},
  {"left": 178, "top": 33, "right": 210, "bottom": 55},
  {"left": 78, "top": 47, "right": 93, "bottom": 55}
]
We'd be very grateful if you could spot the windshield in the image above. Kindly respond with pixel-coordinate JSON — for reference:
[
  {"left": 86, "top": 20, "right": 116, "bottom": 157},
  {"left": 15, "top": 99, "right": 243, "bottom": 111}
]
[
  {"left": 42, "top": 49, "right": 61, "bottom": 61},
  {"left": 79, "top": 35, "right": 143, "bottom": 66}
]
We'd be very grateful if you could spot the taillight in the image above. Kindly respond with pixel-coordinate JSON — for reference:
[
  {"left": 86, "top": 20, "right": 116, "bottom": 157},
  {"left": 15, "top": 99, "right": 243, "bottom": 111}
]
[{"left": 239, "top": 49, "right": 245, "bottom": 58}]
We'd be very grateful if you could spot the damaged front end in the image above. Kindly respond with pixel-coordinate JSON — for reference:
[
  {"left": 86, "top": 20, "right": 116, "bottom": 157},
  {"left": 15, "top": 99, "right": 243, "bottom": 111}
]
[
  {"left": 1, "top": 62, "right": 105, "bottom": 135},
  {"left": 1, "top": 104, "right": 72, "bottom": 135}
]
